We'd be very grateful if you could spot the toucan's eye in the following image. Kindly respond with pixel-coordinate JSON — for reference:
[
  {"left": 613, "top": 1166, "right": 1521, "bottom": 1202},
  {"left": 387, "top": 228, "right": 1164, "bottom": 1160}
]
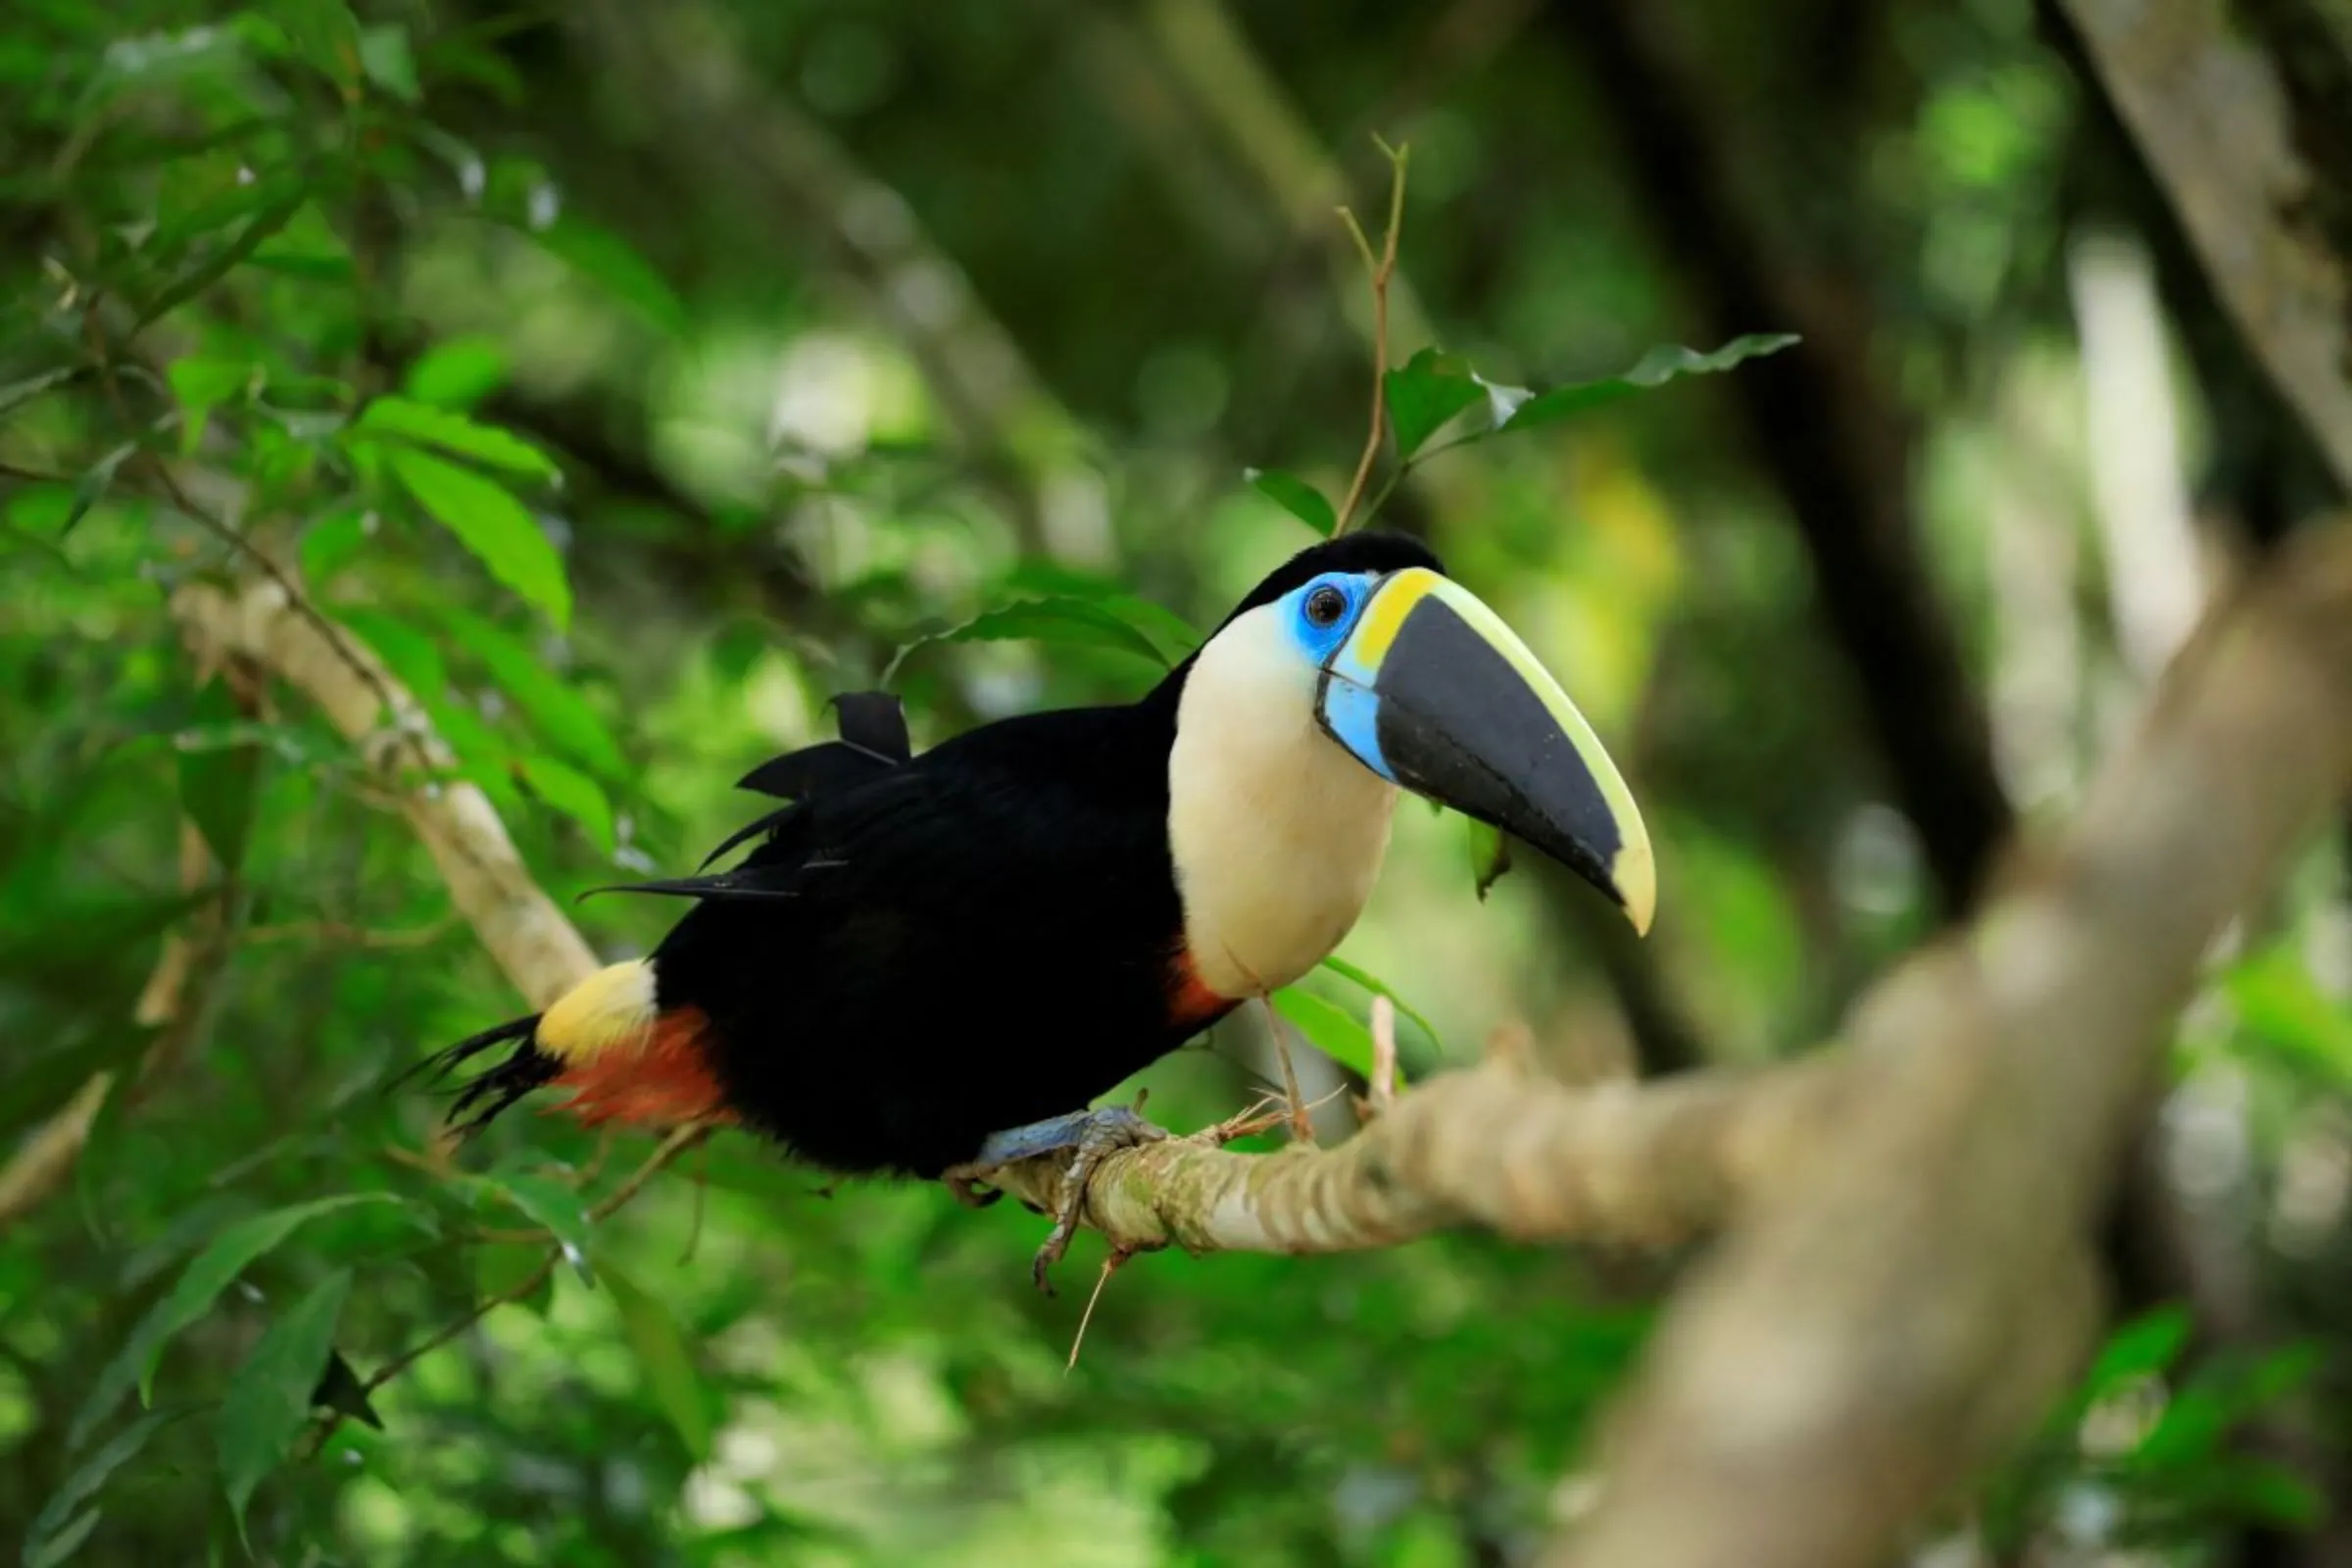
[{"left": 1303, "top": 584, "right": 1348, "bottom": 628}]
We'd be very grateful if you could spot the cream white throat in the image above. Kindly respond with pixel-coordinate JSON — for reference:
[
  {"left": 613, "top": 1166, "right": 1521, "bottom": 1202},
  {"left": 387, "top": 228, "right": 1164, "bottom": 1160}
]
[{"left": 1167, "top": 604, "right": 1398, "bottom": 999}]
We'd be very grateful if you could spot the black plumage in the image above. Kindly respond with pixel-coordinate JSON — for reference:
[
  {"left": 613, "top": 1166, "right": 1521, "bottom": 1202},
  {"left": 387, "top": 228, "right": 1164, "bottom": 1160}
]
[{"left": 424, "top": 533, "right": 1447, "bottom": 1181}]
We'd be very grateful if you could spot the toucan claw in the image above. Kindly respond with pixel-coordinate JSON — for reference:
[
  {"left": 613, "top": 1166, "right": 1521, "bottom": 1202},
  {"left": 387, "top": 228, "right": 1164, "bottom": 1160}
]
[{"left": 941, "top": 1103, "right": 1169, "bottom": 1295}]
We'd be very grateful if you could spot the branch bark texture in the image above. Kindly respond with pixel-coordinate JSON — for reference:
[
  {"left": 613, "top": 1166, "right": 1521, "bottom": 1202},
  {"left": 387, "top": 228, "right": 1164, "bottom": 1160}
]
[{"left": 2057, "top": 0, "right": 2352, "bottom": 497}]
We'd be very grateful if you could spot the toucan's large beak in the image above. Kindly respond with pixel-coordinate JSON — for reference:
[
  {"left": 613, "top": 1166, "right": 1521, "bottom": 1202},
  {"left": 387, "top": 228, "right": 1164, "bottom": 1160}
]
[{"left": 1315, "top": 567, "right": 1656, "bottom": 935}]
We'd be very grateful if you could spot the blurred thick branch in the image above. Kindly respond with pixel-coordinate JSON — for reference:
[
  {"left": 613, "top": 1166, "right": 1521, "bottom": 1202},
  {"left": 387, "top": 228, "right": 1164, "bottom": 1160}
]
[
  {"left": 170, "top": 577, "right": 595, "bottom": 1007},
  {"left": 2055, "top": 0, "right": 2352, "bottom": 498},
  {"left": 0, "top": 824, "right": 232, "bottom": 1226},
  {"left": 164, "top": 515, "right": 2352, "bottom": 1562}
]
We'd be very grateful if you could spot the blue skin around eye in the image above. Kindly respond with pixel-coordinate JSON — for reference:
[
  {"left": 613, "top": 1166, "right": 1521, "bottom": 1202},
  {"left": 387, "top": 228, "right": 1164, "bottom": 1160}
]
[{"left": 1286, "top": 571, "right": 1396, "bottom": 782}]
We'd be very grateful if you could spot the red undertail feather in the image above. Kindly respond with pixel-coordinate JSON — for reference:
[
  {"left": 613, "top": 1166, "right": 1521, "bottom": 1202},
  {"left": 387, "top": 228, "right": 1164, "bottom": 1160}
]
[{"left": 543, "top": 1005, "right": 734, "bottom": 1129}]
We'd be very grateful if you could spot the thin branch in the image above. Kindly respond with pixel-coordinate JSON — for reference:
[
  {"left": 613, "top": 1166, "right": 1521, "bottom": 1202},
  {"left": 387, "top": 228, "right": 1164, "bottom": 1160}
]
[
  {"left": 301, "top": 1120, "right": 715, "bottom": 1458},
  {"left": 1331, "top": 139, "right": 1409, "bottom": 535}
]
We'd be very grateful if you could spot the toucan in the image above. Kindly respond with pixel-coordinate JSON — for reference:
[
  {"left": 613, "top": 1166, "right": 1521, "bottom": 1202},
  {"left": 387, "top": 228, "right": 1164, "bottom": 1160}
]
[{"left": 421, "top": 532, "right": 1654, "bottom": 1254}]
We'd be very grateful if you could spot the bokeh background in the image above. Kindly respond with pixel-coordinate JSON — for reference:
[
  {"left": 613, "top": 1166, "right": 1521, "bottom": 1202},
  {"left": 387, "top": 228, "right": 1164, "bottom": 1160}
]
[{"left": 5, "top": 0, "right": 2350, "bottom": 1563}]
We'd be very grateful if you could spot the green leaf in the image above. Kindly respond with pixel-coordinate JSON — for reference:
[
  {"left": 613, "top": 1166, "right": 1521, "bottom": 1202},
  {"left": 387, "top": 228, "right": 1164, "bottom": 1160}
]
[
  {"left": 135, "top": 185, "right": 310, "bottom": 329},
  {"left": 920, "top": 597, "right": 1172, "bottom": 672},
  {"left": 1314, "top": 956, "right": 1443, "bottom": 1054},
  {"left": 388, "top": 447, "right": 571, "bottom": 629},
  {"left": 477, "top": 1170, "right": 596, "bottom": 1264},
  {"left": 25, "top": 1405, "right": 197, "bottom": 1568},
  {"left": 175, "top": 677, "right": 261, "bottom": 872},
  {"left": 74, "top": 1194, "right": 403, "bottom": 1446},
  {"left": 2225, "top": 943, "right": 2352, "bottom": 1080},
  {"left": 1499, "top": 334, "right": 1801, "bottom": 435},
  {"left": 533, "top": 220, "right": 688, "bottom": 338},
  {"left": 403, "top": 337, "right": 510, "bottom": 409},
  {"left": 356, "top": 396, "right": 556, "bottom": 480},
  {"left": 1246, "top": 467, "right": 1337, "bottom": 536},
  {"left": 599, "top": 1256, "right": 711, "bottom": 1460},
  {"left": 358, "top": 23, "right": 418, "bottom": 102},
  {"left": 217, "top": 1269, "right": 353, "bottom": 1533},
  {"left": 471, "top": 1242, "right": 555, "bottom": 1316},
  {"left": 166, "top": 358, "right": 252, "bottom": 455},
  {"left": 61, "top": 443, "right": 137, "bottom": 534},
  {"left": 2086, "top": 1304, "right": 2192, "bottom": 1393},
  {"left": 297, "top": 505, "right": 371, "bottom": 587},
  {"left": 1270, "top": 987, "right": 1397, "bottom": 1085},
  {"left": 1466, "top": 815, "right": 1512, "bottom": 901},
  {"left": 331, "top": 607, "right": 447, "bottom": 701},
  {"left": 437, "top": 608, "right": 626, "bottom": 779},
  {"left": 1383, "top": 348, "right": 1485, "bottom": 459},
  {"left": 516, "top": 757, "right": 616, "bottom": 857},
  {"left": 2228, "top": 1458, "right": 2326, "bottom": 1529}
]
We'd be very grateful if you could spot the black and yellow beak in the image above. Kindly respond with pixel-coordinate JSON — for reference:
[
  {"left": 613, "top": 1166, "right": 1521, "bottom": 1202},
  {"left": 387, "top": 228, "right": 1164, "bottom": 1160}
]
[{"left": 1315, "top": 567, "right": 1656, "bottom": 934}]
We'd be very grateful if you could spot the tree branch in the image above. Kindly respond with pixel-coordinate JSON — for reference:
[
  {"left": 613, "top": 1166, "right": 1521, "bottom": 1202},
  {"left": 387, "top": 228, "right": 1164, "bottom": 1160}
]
[
  {"left": 2054, "top": 0, "right": 2352, "bottom": 499},
  {"left": 171, "top": 576, "right": 595, "bottom": 1008}
]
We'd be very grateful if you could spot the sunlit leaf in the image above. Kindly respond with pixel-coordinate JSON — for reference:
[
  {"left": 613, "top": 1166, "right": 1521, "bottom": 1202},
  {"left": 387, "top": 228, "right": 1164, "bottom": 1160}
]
[
  {"left": 166, "top": 357, "right": 252, "bottom": 454},
  {"left": 2224, "top": 943, "right": 2352, "bottom": 1081},
  {"left": 1246, "top": 467, "right": 1337, "bottom": 536},
  {"left": 388, "top": 447, "right": 571, "bottom": 629},
  {"left": 297, "top": 505, "right": 371, "bottom": 587},
  {"left": 598, "top": 1256, "right": 712, "bottom": 1460},
  {"left": 515, "top": 757, "right": 616, "bottom": 857},
  {"left": 2085, "top": 1304, "right": 2191, "bottom": 1393},
  {"left": 1383, "top": 348, "right": 1485, "bottom": 459},
  {"left": 437, "top": 608, "right": 626, "bottom": 779},
  {"left": 356, "top": 396, "right": 556, "bottom": 480},
  {"left": 331, "top": 607, "right": 446, "bottom": 700},
  {"left": 1271, "top": 986, "right": 1401, "bottom": 1085},
  {"left": 1497, "top": 334, "right": 1801, "bottom": 435},
  {"left": 404, "top": 336, "right": 510, "bottom": 409},
  {"left": 24, "top": 1405, "right": 198, "bottom": 1568},
  {"left": 217, "top": 1269, "right": 352, "bottom": 1533},
  {"left": 1315, "top": 955, "right": 1443, "bottom": 1054},
  {"left": 175, "top": 677, "right": 262, "bottom": 871},
  {"left": 74, "top": 1193, "right": 406, "bottom": 1446}
]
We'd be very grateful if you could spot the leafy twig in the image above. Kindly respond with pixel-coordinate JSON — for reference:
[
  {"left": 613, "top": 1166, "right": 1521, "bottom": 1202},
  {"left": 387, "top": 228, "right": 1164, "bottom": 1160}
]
[
  {"left": 303, "top": 1119, "right": 719, "bottom": 1457},
  {"left": 1331, "top": 137, "right": 1409, "bottom": 536}
]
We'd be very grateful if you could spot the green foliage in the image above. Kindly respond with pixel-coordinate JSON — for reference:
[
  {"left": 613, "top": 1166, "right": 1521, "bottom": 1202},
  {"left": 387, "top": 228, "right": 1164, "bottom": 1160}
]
[
  {"left": 217, "top": 1269, "right": 353, "bottom": 1532},
  {"left": 3, "top": 0, "right": 2343, "bottom": 1564}
]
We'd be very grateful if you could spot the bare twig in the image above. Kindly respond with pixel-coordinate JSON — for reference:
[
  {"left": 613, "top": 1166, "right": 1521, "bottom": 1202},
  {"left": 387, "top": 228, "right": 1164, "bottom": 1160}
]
[
  {"left": 1367, "top": 995, "right": 1399, "bottom": 1114},
  {"left": 1255, "top": 996, "right": 1318, "bottom": 1146},
  {"left": 1331, "top": 139, "right": 1409, "bottom": 535}
]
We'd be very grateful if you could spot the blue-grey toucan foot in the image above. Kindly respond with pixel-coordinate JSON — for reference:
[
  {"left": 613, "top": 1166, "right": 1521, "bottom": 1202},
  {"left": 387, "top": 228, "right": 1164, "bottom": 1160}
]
[{"left": 940, "top": 1104, "right": 1169, "bottom": 1294}]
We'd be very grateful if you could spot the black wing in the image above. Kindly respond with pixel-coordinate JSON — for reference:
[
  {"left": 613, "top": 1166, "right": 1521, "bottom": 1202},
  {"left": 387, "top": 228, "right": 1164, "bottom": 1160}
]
[{"left": 693, "top": 691, "right": 913, "bottom": 872}]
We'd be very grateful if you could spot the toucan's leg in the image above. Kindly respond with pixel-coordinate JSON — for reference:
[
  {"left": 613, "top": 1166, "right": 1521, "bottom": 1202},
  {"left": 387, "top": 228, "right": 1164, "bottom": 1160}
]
[{"left": 940, "top": 1103, "right": 1169, "bottom": 1294}]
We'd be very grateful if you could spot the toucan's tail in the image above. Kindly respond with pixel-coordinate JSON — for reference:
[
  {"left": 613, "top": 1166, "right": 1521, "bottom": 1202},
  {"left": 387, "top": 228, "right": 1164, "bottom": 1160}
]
[
  {"left": 402, "top": 1013, "right": 560, "bottom": 1136},
  {"left": 404, "top": 960, "right": 731, "bottom": 1136}
]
